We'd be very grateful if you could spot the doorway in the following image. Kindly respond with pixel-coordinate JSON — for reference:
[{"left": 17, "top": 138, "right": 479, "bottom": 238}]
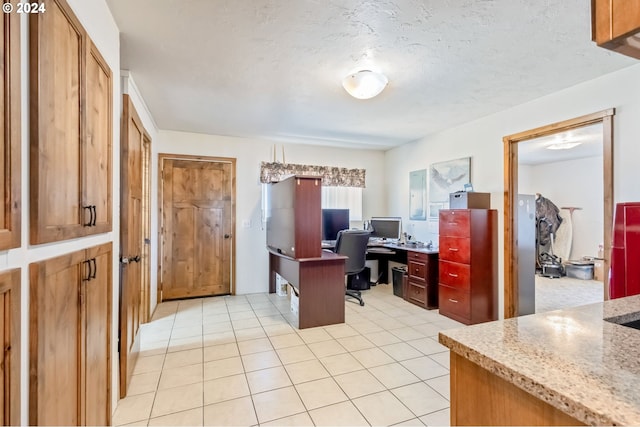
[
  {"left": 503, "top": 109, "right": 614, "bottom": 318},
  {"left": 159, "top": 155, "right": 236, "bottom": 300},
  {"left": 518, "top": 123, "right": 604, "bottom": 313}
]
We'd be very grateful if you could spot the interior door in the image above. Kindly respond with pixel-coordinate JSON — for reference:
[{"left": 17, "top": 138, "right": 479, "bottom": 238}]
[
  {"left": 161, "top": 157, "right": 235, "bottom": 300},
  {"left": 119, "top": 95, "right": 145, "bottom": 398}
]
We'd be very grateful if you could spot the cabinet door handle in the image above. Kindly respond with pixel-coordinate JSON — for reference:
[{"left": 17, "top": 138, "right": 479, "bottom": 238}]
[
  {"left": 83, "top": 206, "right": 93, "bottom": 226},
  {"left": 448, "top": 222, "right": 457, "bottom": 226},
  {"left": 91, "top": 205, "right": 97, "bottom": 226},
  {"left": 448, "top": 248, "right": 459, "bottom": 252},
  {"left": 449, "top": 273, "right": 458, "bottom": 278},
  {"left": 82, "top": 260, "right": 91, "bottom": 281},
  {"left": 449, "top": 298, "right": 458, "bottom": 303},
  {"left": 91, "top": 258, "right": 97, "bottom": 279}
]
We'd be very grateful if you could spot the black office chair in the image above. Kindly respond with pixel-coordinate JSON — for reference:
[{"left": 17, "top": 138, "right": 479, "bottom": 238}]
[{"left": 334, "top": 229, "right": 371, "bottom": 306}]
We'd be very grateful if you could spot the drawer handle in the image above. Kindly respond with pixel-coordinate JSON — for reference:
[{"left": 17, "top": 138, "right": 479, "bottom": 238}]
[
  {"left": 448, "top": 248, "right": 459, "bottom": 252},
  {"left": 449, "top": 298, "right": 458, "bottom": 303},
  {"left": 448, "top": 222, "right": 457, "bottom": 226},
  {"left": 449, "top": 273, "right": 458, "bottom": 278}
]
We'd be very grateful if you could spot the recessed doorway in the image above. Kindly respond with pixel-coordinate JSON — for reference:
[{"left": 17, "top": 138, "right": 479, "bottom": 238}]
[{"left": 503, "top": 109, "right": 614, "bottom": 318}]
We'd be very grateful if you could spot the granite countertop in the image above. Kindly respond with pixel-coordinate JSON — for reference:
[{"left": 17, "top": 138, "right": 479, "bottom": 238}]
[{"left": 438, "top": 295, "right": 640, "bottom": 425}]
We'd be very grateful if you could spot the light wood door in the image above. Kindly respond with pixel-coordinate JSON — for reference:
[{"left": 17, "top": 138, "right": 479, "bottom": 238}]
[
  {"left": 0, "top": 12, "right": 21, "bottom": 251},
  {"left": 29, "top": 0, "right": 86, "bottom": 244},
  {"left": 29, "top": 243, "right": 112, "bottom": 426},
  {"left": 0, "top": 269, "right": 20, "bottom": 426},
  {"left": 84, "top": 243, "right": 112, "bottom": 426},
  {"left": 119, "top": 95, "right": 144, "bottom": 398},
  {"left": 84, "top": 39, "right": 112, "bottom": 233},
  {"left": 161, "top": 157, "right": 235, "bottom": 300},
  {"left": 29, "top": 251, "right": 85, "bottom": 426},
  {"left": 29, "top": 0, "right": 113, "bottom": 244}
]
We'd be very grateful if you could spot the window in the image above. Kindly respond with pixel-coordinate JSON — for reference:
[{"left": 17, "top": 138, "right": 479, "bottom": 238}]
[{"left": 322, "top": 186, "right": 363, "bottom": 221}]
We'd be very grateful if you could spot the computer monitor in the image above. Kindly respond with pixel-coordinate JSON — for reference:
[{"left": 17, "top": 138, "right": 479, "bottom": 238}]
[
  {"left": 370, "top": 217, "right": 402, "bottom": 240},
  {"left": 322, "top": 209, "right": 350, "bottom": 241}
]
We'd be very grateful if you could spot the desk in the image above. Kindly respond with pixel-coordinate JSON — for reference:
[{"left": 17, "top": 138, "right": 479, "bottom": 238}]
[
  {"left": 367, "top": 243, "right": 439, "bottom": 309},
  {"left": 268, "top": 248, "right": 347, "bottom": 329}
]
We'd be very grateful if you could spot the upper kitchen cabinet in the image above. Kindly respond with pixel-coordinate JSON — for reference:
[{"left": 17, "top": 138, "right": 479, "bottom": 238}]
[
  {"left": 30, "top": 0, "right": 112, "bottom": 245},
  {"left": 592, "top": 0, "right": 640, "bottom": 59},
  {"left": 0, "top": 12, "right": 21, "bottom": 250}
]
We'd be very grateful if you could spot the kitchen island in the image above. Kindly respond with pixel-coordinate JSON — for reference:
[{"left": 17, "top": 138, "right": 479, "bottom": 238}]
[{"left": 439, "top": 295, "right": 640, "bottom": 425}]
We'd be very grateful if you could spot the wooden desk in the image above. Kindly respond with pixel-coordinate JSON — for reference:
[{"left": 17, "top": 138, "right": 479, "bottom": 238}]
[
  {"left": 268, "top": 248, "right": 347, "bottom": 329},
  {"left": 366, "top": 243, "right": 439, "bottom": 309}
]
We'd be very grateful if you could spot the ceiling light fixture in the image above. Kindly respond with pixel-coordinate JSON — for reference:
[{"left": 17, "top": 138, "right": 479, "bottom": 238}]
[
  {"left": 342, "top": 70, "right": 388, "bottom": 100},
  {"left": 546, "top": 141, "right": 582, "bottom": 150}
]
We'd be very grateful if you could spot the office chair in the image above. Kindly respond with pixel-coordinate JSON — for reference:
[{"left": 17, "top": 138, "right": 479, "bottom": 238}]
[{"left": 334, "top": 229, "right": 371, "bottom": 306}]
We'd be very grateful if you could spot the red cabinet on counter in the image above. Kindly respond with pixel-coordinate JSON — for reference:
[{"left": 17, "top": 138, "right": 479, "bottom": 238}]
[{"left": 610, "top": 202, "right": 640, "bottom": 299}]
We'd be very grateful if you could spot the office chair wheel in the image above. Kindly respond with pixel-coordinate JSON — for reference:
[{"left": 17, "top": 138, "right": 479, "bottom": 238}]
[{"left": 359, "top": 300, "right": 365, "bottom": 306}]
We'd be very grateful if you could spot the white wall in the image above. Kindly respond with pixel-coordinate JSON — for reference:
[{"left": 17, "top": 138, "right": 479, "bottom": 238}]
[
  {"left": 0, "top": 2, "right": 120, "bottom": 422},
  {"left": 154, "top": 132, "right": 386, "bottom": 295},
  {"left": 520, "top": 156, "right": 603, "bottom": 259},
  {"left": 385, "top": 62, "right": 640, "bottom": 319}
]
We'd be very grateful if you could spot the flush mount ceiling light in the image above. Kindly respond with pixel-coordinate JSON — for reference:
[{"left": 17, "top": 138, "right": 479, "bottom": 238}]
[
  {"left": 546, "top": 140, "right": 582, "bottom": 150},
  {"left": 342, "top": 70, "right": 388, "bottom": 100}
]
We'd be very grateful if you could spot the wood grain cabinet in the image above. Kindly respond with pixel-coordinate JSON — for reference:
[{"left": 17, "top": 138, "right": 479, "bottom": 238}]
[
  {"left": 29, "top": 242, "right": 112, "bottom": 426},
  {"left": 406, "top": 251, "right": 439, "bottom": 309},
  {"left": 29, "top": 0, "right": 112, "bottom": 244},
  {"left": 438, "top": 209, "right": 497, "bottom": 325},
  {"left": 0, "top": 269, "right": 20, "bottom": 426},
  {"left": 0, "top": 12, "right": 21, "bottom": 251},
  {"left": 592, "top": 0, "right": 640, "bottom": 59}
]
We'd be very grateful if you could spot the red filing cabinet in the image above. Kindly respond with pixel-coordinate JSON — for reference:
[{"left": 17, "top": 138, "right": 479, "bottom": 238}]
[
  {"left": 438, "top": 209, "right": 498, "bottom": 325},
  {"left": 406, "top": 250, "right": 439, "bottom": 309},
  {"left": 610, "top": 202, "right": 640, "bottom": 299}
]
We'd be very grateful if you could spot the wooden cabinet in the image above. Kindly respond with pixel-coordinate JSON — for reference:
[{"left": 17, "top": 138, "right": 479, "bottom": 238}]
[
  {"left": 267, "top": 175, "right": 322, "bottom": 259},
  {"left": 29, "top": 0, "right": 112, "bottom": 244},
  {"left": 0, "top": 12, "right": 21, "bottom": 250},
  {"left": 406, "top": 250, "right": 439, "bottom": 309},
  {"left": 592, "top": 0, "right": 640, "bottom": 59},
  {"left": 29, "top": 243, "right": 112, "bottom": 426},
  {"left": 438, "top": 209, "right": 497, "bottom": 325},
  {"left": 0, "top": 269, "right": 20, "bottom": 426}
]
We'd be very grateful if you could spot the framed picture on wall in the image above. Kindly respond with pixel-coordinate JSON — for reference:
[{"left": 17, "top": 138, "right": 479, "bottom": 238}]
[{"left": 428, "top": 157, "right": 471, "bottom": 219}]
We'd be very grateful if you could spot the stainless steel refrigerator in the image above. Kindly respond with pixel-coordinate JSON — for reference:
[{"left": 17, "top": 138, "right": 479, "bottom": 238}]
[{"left": 518, "top": 194, "right": 536, "bottom": 315}]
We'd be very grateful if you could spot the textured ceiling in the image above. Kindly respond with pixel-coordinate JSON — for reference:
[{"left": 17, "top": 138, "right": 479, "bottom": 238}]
[{"left": 106, "top": 0, "right": 635, "bottom": 149}]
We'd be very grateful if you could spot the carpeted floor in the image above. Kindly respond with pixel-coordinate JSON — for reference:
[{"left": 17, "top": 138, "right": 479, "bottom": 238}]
[{"left": 535, "top": 275, "right": 604, "bottom": 313}]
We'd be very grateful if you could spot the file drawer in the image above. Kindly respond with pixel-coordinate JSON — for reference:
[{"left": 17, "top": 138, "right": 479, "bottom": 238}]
[
  {"left": 407, "top": 281, "right": 427, "bottom": 308},
  {"left": 439, "top": 260, "right": 471, "bottom": 291},
  {"left": 439, "top": 285, "right": 471, "bottom": 322},
  {"left": 439, "top": 236, "right": 471, "bottom": 264},
  {"left": 439, "top": 210, "right": 470, "bottom": 237},
  {"left": 408, "top": 260, "right": 427, "bottom": 283}
]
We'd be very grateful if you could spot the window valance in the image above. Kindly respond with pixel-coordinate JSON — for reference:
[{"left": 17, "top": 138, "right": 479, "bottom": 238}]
[{"left": 260, "top": 161, "right": 366, "bottom": 188}]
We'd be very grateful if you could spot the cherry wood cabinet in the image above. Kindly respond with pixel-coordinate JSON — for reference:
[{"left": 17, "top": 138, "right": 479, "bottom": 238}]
[
  {"left": 438, "top": 209, "right": 497, "bottom": 325},
  {"left": 0, "top": 269, "right": 20, "bottom": 426},
  {"left": 592, "top": 0, "right": 640, "bottom": 59},
  {"left": 29, "top": 0, "right": 112, "bottom": 244},
  {"left": 29, "top": 243, "right": 112, "bottom": 426},
  {"left": 0, "top": 12, "right": 21, "bottom": 250},
  {"left": 406, "top": 250, "right": 439, "bottom": 309}
]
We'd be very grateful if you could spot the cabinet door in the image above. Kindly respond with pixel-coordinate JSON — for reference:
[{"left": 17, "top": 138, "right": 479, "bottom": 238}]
[
  {"left": 84, "top": 40, "right": 112, "bottom": 233},
  {"left": 0, "top": 12, "right": 21, "bottom": 250},
  {"left": 0, "top": 269, "right": 20, "bottom": 426},
  {"left": 29, "top": 250, "right": 86, "bottom": 426},
  {"left": 29, "top": 0, "right": 86, "bottom": 244},
  {"left": 83, "top": 243, "right": 112, "bottom": 426}
]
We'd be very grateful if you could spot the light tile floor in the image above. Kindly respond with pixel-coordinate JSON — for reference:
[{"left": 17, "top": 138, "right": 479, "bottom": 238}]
[{"left": 113, "top": 283, "right": 461, "bottom": 426}]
